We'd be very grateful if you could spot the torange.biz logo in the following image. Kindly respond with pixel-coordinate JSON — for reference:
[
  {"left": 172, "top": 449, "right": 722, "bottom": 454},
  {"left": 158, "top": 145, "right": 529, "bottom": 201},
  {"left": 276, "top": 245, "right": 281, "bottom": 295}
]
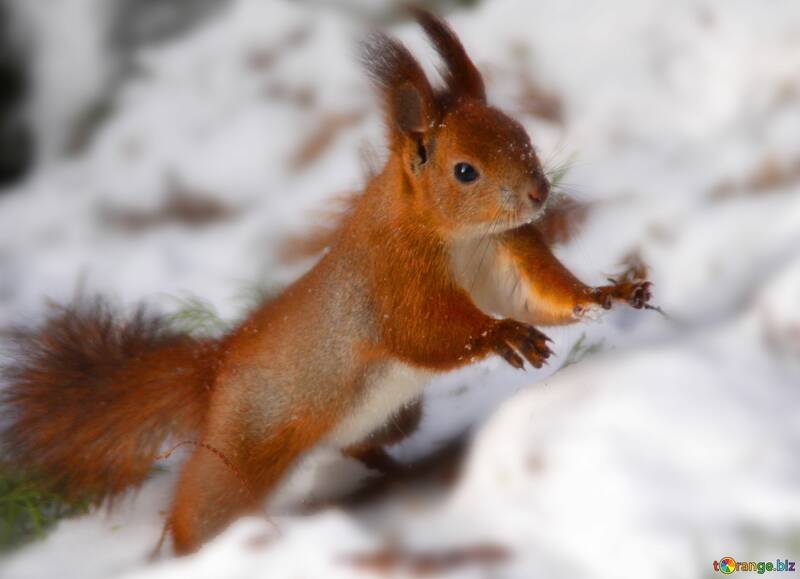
[{"left": 713, "top": 557, "right": 796, "bottom": 574}]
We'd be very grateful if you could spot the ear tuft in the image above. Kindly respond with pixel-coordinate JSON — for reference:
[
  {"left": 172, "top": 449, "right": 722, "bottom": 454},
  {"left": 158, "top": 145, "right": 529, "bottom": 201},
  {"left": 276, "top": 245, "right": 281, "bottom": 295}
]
[
  {"left": 411, "top": 8, "right": 486, "bottom": 102},
  {"left": 361, "top": 32, "right": 437, "bottom": 138}
]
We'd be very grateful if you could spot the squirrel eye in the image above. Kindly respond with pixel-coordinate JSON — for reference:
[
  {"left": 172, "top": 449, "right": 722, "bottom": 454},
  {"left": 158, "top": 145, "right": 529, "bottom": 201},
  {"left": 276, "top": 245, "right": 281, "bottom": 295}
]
[{"left": 454, "top": 162, "right": 479, "bottom": 184}]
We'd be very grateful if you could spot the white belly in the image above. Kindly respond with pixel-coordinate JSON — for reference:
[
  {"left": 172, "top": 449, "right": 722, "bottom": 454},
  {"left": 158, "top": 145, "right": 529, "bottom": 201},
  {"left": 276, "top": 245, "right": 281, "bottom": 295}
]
[{"left": 326, "top": 362, "right": 432, "bottom": 448}]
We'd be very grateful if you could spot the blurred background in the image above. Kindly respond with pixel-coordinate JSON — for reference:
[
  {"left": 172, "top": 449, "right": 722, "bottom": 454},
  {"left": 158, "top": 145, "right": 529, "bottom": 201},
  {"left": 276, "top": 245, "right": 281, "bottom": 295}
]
[{"left": 0, "top": 0, "right": 799, "bottom": 578}]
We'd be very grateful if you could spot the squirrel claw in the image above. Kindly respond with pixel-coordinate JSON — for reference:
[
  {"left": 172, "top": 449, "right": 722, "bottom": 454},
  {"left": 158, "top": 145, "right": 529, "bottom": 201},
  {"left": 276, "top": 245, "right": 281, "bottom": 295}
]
[
  {"left": 496, "top": 341, "right": 525, "bottom": 370},
  {"left": 629, "top": 281, "right": 653, "bottom": 309},
  {"left": 587, "top": 279, "right": 653, "bottom": 311},
  {"left": 490, "top": 319, "right": 552, "bottom": 370}
]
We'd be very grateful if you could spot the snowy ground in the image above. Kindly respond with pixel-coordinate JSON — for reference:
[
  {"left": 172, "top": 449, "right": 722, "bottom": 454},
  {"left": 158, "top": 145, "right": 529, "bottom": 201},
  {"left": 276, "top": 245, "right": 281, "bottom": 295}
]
[{"left": 1, "top": 0, "right": 800, "bottom": 577}]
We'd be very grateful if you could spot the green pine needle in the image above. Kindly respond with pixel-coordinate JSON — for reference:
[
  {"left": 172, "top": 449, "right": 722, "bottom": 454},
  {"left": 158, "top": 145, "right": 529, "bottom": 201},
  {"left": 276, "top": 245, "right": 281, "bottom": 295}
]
[
  {"left": 166, "top": 294, "right": 229, "bottom": 338},
  {"left": 559, "top": 332, "right": 605, "bottom": 371},
  {"left": 0, "top": 469, "right": 90, "bottom": 551}
]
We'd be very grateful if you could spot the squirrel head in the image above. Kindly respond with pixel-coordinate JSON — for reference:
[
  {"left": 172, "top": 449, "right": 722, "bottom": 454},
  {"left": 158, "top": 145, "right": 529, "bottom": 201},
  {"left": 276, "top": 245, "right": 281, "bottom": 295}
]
[{"left": 362, "top": 9, "right": 550, "bottom": 238}]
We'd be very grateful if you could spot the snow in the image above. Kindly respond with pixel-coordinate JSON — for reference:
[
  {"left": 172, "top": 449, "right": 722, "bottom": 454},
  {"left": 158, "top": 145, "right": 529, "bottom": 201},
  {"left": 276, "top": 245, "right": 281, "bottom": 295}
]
[
  {"left": 1, "top": 0, "right": 799, "bottom": 577},
  {"left": 8, "top": 0, "right": 114, "bottom": 163}
]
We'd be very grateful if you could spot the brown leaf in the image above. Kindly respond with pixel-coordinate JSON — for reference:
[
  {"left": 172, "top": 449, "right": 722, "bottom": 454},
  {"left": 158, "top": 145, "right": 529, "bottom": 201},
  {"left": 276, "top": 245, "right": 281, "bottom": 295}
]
[
  {"left": 100, "top": 175, "right": 236, "bottom": 232},
  {"left": 535, "top": 194, "right": 589, "bottom": 246},
  {"left": 709, "top": 155, "right": 800, "bottom": 200},
  {"left": 347, "top": 543, "right": 511, "bottom": 576},
  {"left": 289, "top": 110, "right": 365, "bottom": 171}
]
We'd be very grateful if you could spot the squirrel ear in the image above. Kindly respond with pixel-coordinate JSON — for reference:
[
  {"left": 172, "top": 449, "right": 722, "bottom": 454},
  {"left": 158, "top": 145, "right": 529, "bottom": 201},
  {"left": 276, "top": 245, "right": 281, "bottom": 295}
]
[
  {"left": 361, "top": 32, "right": 438, "bottom": 139},
  {"left": 412, "top": 8, "right": 486, "bottom": 102},
  {"left": 392, "top": 83, "right": 427, "bottom": 135}
]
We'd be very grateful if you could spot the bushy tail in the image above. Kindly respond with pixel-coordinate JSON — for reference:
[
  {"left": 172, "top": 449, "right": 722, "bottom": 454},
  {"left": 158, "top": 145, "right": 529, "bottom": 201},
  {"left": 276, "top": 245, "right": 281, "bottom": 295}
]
[{"left": 0, "top": 297, "right": 219, "bottom": 501}]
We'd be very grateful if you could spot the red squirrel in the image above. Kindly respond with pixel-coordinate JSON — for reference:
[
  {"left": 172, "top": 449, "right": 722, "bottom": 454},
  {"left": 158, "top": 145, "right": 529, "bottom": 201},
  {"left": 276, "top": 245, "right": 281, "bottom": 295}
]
[{"left": 0, "top": 10, "right": 651, "bottom": 554}]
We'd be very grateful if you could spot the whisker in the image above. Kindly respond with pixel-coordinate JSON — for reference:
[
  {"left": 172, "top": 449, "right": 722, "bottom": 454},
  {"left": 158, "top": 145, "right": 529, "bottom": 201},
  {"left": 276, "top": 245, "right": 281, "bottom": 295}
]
[
  {"left": 466, "top": 206, "right": 502, "bottom": 269},
  {"left": 469, "top": 207, "right": 504, "bottom": 293}
]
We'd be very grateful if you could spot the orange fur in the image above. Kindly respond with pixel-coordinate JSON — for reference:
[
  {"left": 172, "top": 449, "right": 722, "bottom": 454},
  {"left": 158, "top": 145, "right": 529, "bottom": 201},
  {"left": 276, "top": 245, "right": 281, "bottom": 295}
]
[
  {"left": 169, "top": 410, "right": 335, "bottom": 553},
  {"left": 1, "top": 9, "right": 652, "bottom": 555},
  {"left": 280, "top": 190, "right": 588, "bottom": 267},
  {"left": 1, "top": 297, "right": 217, "bottom": 501},
  {"left": 497, "top": 225, "right": 652, "bottom": 325},
  {"left": 497, "top": 224, "right": 590, "bottom": 325}
]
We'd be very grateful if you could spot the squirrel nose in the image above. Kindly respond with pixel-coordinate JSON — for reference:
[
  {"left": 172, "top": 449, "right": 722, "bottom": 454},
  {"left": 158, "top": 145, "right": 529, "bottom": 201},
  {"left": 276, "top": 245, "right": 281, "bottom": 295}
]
[{"left": 527, "top": 178, "right": 550, "bottom": 205}]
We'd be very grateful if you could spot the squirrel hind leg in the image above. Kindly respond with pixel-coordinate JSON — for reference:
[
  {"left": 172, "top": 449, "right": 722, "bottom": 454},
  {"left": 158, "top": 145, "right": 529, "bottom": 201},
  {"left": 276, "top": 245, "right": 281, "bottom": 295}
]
[
  {"left": 169, "top": 412, "right": 336, "bottom": 554},
  {"left": 342, "top": 397, "right": 423, "bottom": 473}
]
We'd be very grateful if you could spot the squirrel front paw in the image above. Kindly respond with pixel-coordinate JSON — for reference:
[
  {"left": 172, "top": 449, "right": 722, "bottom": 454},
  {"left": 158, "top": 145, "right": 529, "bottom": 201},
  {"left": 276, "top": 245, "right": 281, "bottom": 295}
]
[
  {"left": 487, "top": 319, "right": 553, "bottom": 370},
  {"left": 585, "top": 279, "right": 653, "bottom": 311},
  {"left": 583, "top": 253, "right": 654, "bottom": 312}
]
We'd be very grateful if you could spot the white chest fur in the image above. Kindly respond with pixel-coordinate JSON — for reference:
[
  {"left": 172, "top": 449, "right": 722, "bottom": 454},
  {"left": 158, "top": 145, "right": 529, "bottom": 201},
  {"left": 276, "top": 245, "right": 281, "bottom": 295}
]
[{"left": 326, "top": 362, "right": 432, "bottom": 448}]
